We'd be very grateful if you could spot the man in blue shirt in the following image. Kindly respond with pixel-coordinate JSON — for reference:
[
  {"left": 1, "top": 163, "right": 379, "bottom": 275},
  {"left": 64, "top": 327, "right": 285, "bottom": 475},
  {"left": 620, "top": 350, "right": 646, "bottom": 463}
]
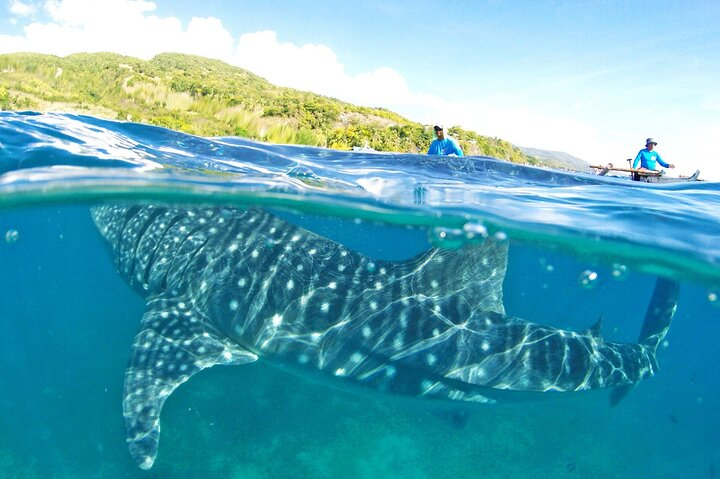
[
  {"left": 632, "top": 138, "right": 674, "bottom": 171},
  {"left": 427, "top": 124, "right": 463, "bottom": 156}
]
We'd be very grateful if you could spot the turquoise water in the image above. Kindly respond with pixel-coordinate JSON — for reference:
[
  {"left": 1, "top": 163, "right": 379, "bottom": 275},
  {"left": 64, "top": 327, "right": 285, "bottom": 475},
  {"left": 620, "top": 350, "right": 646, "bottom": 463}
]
[{"left": 0, "top": 111, "right": 719, "bottom": 478}]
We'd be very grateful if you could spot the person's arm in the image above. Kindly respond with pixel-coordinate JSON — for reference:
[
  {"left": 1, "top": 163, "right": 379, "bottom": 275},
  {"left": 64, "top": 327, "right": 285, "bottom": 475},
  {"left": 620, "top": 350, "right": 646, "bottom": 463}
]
[
  {"left": 427, "top": 141, "right": 437, "bottom": 155},
  {"left": 656, "top": 153, "right": 674, "bottom": 168},
  {"left": 453, "top": 139, "right": 464, "bottom": 157},
  {"left": 632, "top": 151, "right": 642, "bottom": 169}
]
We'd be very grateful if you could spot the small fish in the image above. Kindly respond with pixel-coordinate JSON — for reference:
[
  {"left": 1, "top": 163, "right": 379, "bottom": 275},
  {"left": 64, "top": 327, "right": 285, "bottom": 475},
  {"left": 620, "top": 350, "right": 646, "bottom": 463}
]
[
  {"left": 430, "top": 409, "right": 470, "bottom": 428},
  {"left": 566, "top": 462, "right": 576, "bottom": 473},
  {"left": 668, "top": 414, "right": 679, "bottom": 424}
]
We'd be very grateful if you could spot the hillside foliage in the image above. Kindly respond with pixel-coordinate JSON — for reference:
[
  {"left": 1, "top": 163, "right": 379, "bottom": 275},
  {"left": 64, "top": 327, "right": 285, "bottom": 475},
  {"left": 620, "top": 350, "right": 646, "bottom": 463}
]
[{"left": 0, "top": 52, "right": 538, "bottom": 164}]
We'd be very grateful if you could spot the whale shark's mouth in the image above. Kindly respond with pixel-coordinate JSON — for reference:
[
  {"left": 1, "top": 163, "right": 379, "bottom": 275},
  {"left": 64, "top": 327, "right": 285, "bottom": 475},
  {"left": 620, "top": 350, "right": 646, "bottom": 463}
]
[{"left": 91, "top": 204, "right": 680, "bottom": 470}]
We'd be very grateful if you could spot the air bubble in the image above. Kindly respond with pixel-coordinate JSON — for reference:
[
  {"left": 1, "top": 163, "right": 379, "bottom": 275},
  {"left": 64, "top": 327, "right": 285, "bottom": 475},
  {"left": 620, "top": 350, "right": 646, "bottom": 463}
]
[
  {"left": 4, "top": 229, "right": 19, "bottom": 244},
  {"left": 539, "top": 258, "right": 554, "bottom": 273},
  {"left": 462, "top": 222, "right": 488, "bottom": 243},
  {"left": 579, "top": 270, "right": 598, "bottom": 289},
  {"left": 492, "top": 231, "right": 508, "bottom": 241},
  {"left": 708, "top": 291, "right": 718, "bottom": 306},
  {"left": 430, "top": 227, "right": 465, "bottom": 249},
  {"left": 611, "top": 263, "right": 628, "bottom": 280}
]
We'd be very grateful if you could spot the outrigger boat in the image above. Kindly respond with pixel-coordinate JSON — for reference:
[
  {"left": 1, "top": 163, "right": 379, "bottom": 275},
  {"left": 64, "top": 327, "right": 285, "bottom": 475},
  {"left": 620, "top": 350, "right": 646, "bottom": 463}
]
[{"left": 591, "top": 160, "right": 702, "bottom": 183}]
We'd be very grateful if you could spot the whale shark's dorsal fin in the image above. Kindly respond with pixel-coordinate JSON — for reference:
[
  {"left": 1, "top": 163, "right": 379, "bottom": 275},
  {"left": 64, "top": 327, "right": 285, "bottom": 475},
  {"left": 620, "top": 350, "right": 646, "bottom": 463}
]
[
  {"left": 124, "top": 293, "right": 257, "bottom": 470},
  {"left": 408, "top": 238, "right": 509, "bottom": 317},
  {"left": 584, "top": 317, "right": 603, "bottom": 339}
]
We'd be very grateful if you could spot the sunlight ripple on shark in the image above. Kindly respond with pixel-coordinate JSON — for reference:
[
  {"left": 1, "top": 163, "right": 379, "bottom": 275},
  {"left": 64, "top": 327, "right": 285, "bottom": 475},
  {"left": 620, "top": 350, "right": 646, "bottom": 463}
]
[{"left": 91, "top": 204, "right": 679, "bottom": 470}]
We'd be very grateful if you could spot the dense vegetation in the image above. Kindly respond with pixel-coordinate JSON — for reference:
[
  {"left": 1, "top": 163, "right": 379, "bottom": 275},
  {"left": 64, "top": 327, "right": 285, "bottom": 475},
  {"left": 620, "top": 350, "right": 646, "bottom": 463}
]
[{"left": 0, "top": 52, "right": 540, "bottom": 164}]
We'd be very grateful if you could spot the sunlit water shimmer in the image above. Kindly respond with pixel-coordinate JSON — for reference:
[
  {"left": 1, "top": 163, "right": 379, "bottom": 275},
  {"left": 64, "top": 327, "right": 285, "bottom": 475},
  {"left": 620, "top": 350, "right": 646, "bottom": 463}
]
[{"left": 1, "top": 111, "right": 719, "bottom": 478}]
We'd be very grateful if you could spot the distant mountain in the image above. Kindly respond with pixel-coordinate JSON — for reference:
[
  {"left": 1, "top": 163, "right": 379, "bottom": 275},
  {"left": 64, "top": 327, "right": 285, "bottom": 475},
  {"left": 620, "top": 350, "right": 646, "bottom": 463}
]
[
  {"left": 518, "top": 146, "right": 592, "bottom": 172},
  {"left": 0, "top": 52, "right": 530, "bottom": 164}
]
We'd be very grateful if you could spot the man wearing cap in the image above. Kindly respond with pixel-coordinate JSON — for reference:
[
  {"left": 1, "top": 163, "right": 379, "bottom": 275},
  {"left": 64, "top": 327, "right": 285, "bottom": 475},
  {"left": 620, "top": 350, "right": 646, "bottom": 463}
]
[
  {"left": 632, "top": 138, "right": 674, "bottom": 171},
  {"left": 427, "top": 124, "right": 463, "bottom": 157}
]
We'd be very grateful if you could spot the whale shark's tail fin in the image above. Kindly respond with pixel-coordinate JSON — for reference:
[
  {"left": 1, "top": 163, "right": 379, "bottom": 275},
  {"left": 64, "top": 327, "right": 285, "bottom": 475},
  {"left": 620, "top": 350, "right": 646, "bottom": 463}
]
[
  {"left": 637, "top": 277, "right": 680, "bottom": 353},
  {"left": 609, "top": 277, "right": 680, "bottom": 407}
]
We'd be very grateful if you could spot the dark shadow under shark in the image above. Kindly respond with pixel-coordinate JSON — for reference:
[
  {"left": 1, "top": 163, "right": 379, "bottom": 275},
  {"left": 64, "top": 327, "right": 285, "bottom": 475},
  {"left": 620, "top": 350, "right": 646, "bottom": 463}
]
[{"left": 91, "top": 204, "right": 679, "bottom": 470}]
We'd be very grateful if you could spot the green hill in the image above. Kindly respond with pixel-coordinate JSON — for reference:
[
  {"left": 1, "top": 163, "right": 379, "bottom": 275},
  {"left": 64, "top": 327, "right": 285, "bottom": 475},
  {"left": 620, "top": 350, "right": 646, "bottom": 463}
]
[{"left": 0, "top": 52, "right": 539, "bottom": 164}]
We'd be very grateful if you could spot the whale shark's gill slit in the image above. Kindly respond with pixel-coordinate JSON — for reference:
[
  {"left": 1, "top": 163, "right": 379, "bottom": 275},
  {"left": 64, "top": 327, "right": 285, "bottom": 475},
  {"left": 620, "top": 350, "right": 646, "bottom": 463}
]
[
  {"left": 126, "top": 208, "right": 166, "bottom": 286},
  {"left": 156, "top": 221, "right": 208, "bottom": 291},
  {"left": 118, "top": 205, "right": 141, "bottom": 240},
  {"left": 108, "top": 205, "right": 141, "bottom": 265},
  {"left": 176, "top": 238, "right": 211, "bottom": 287},
  {"left": 141, "top": 214, "right": 184, "bottom": 287}
]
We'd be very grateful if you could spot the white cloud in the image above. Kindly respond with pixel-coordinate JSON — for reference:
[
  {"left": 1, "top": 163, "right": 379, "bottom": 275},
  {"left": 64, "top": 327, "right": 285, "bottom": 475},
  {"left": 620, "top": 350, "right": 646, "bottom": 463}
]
[
  {"left": 235, "top": 30, "right": 343, "bottom": 92},
  {"left": 9, "top": 0, "right": 37, "bottom": 17},
  {"left": 232, "top": 30, "right": 422, "bottom": 110},
  {"left": 1, "top": 0, "right": 234, "bottom": 61}
]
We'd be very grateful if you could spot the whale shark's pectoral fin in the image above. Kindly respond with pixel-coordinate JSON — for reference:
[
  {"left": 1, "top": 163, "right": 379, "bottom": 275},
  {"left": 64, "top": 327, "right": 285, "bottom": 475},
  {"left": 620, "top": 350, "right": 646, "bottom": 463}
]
[{"left": 123, "top": 295, "right": 257, "bottom": 470}]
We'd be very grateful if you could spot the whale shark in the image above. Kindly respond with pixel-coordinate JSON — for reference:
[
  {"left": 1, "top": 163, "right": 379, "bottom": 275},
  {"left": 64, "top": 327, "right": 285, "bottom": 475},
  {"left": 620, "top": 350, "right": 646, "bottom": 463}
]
[{"left": 91, "top": 204, "right": 679, "bottom": 469}]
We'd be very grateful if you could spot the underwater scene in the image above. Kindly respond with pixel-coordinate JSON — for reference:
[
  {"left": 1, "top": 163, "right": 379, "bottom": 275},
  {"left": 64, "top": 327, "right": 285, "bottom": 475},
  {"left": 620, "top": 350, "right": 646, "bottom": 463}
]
[{"left": 1, "top": 111, "right": 719, "bottom": 478}]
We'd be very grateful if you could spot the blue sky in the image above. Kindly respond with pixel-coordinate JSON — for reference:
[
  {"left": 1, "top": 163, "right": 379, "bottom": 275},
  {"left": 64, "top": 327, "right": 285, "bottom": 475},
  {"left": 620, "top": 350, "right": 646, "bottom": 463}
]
[{"left": 2, "top": 0, "right": 719, "bottom": 179}]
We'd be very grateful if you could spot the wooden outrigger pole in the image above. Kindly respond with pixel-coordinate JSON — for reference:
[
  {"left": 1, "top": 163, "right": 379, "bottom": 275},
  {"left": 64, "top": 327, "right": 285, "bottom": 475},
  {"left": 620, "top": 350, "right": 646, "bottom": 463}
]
[
  {"left": 590, "top": 161, "right": 701, "bottom": 182},
  {"left": 590, "top": 161, "right": 661, "bottom": 177}
]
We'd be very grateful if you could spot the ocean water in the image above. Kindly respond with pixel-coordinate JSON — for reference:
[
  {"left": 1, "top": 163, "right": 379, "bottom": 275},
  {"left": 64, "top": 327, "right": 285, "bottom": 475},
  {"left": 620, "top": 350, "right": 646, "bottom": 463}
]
[{"left": 0, "top": 111, "right": 718, "bottom": 478}]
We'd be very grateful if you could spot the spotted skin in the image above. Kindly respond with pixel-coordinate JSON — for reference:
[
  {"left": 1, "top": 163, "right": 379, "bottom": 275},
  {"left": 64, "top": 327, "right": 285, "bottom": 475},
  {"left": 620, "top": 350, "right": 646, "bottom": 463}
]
[{"left": 91, "top": 205, "right": 679, "bottom": 469}]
